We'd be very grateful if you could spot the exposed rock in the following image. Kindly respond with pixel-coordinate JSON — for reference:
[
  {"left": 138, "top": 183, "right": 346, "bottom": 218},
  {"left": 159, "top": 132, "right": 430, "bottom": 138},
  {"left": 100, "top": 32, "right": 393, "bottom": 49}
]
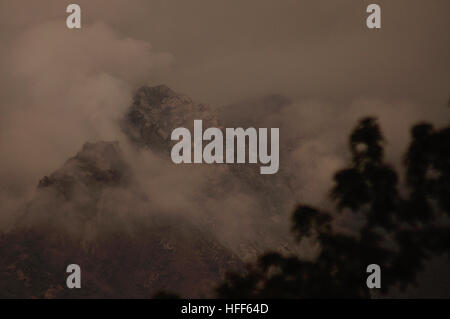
[
  {"left": 1, "top": 140, "right": 242, "bottom": 298},
  {"left": 0, "top": 85, "right": 302, "bottom": 298},
  {"left": 123, "top": 85, "right": 219, "bottom": 152},
  {"left": 122, "top": 86, "right": 299, "bottom": 258}
]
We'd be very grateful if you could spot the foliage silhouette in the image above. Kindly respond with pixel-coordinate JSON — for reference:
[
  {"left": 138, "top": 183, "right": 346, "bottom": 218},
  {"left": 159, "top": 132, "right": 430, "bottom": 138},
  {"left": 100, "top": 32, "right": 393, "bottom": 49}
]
[{"left": 216, "top": 117, "right": 450, "bottom": 298}]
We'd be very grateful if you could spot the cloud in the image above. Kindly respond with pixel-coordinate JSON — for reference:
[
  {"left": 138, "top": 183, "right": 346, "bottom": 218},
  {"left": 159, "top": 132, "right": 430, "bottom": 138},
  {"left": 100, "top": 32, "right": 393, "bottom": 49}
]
[
  {"left": 0, "top": 19, "right": 172, "bottom": 230},
  {"left": 0, "top": 0, "right": 448, "bottom": 262}
]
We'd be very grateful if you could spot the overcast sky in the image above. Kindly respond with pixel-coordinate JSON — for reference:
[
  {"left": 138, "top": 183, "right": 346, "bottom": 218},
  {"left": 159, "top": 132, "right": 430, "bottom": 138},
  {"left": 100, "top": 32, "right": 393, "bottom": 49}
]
[
  {"left": 0, "top": 0, "right": 449, "bottom": 296},
  {"left": 0, "top": 0, "right": 448, "bottom": 229},
  {"left": 0, "top": 0, "right": 448, "bottom": 105}
]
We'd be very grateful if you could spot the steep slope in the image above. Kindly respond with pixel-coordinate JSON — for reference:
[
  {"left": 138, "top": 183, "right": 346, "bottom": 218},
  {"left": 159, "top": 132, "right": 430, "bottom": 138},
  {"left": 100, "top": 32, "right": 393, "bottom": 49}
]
[
  {"left": 122, "top": 85, "right": 300, "bottom": 259},
  {"left": 0, "top": 141, "right": 242, "bottom": 298},
  {"left": 0, "top": 85, "right": 303, "bottom": 298},
  {"left": 123, "top": 85, "right": 220, "bottom": 152}
]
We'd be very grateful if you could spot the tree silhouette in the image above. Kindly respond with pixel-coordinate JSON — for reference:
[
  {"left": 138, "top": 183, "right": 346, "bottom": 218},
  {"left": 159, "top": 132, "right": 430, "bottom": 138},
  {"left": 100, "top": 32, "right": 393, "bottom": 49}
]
[{"left": 217, "top": 117, "right": 450, "bottom": 298}]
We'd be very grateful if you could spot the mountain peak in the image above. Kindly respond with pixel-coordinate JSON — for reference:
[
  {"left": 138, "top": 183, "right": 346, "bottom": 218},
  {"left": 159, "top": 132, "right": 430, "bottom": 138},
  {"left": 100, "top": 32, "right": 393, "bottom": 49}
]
[
  {"left": 37, "top": 141, "right": 130, "bottom": 195},
  {"left": 123, "top": 85, "right": 218, "bottom": 151}
]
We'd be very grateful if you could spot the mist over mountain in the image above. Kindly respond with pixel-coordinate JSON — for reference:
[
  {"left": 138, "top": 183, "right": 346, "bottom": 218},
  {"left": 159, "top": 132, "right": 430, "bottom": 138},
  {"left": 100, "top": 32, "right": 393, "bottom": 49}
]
[
  {"left": 1, "top": 80, "right": 448, "bottom": 297},
  {"left": 0, "top": 0, "right": 448, "bottom": 298},
  {"left": 0, "top": 85, "right": 304, "bottom": 298},
  {"left": 1, "top": 133, "right": 243, "bottom": 298}
]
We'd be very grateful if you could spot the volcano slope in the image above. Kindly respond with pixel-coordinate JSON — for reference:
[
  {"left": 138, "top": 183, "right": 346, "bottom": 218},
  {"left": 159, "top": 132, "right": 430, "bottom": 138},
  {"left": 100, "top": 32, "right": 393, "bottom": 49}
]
[
  {"left": 1, "top": 85, "right": 299, "bottom": 298},
  {"left": 0, "top": 141, "right": 242, "bottom": 298},
  {"left": 122, "top": 85, "right": 301, "bottom": 260}
]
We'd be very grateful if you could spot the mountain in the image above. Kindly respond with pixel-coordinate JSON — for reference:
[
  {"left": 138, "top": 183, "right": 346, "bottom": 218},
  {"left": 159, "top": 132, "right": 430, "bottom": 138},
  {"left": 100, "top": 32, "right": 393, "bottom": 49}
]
[
  {"left": 122, "top": 86, "right": 300, "bottom": 257},
  {"left": 123, "top": 85, "right": 220, "bottom": 152},
  {"left": 0, "top": 140, "right": 242, "bottom": 298},
  {"left": 0, "top": 85, "right": 299, "bottom": 298}
]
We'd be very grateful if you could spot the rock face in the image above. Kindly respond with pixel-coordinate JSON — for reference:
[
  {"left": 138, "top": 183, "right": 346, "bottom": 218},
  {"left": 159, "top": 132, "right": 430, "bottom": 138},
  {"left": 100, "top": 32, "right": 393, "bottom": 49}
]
[
  {"left": 0, "top": 218, "right": 242, "bottom": 298},
  {"left": 0, "top": 85, "right": 297, "bottom": 298},
  {"left": 1, "top": 140, "right": 242, "bottom": 298},
  {"left": 122, "top": 86, "right": 299, "bottom": 259},
  {"left": 123, "top": 85, "right": 295, "bottom": 214},
  {"left": 123, "top": 85, "right": 219, "bottom": 152}
]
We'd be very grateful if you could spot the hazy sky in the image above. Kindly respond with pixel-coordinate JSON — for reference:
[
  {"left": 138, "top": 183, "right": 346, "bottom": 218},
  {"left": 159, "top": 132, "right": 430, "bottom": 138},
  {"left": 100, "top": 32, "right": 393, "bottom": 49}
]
[
  {"left": 0, "top": 0, "right": 448, "bottom": 231},
  {"left": 0, "top": 0, "right": 449, "bottom": 104},
  {"left": 0, "top": 0, "right": 448, "bottom": 297}
]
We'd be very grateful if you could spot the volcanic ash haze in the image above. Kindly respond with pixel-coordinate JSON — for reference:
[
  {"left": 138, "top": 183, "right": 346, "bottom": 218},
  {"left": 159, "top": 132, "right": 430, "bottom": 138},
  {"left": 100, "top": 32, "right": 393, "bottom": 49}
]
[
  {"left": 0, "top": 0, "right": 449, "bottom": 298},
  {"left": 0, "top": 85, "right": 306, "bottom": 298}
]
